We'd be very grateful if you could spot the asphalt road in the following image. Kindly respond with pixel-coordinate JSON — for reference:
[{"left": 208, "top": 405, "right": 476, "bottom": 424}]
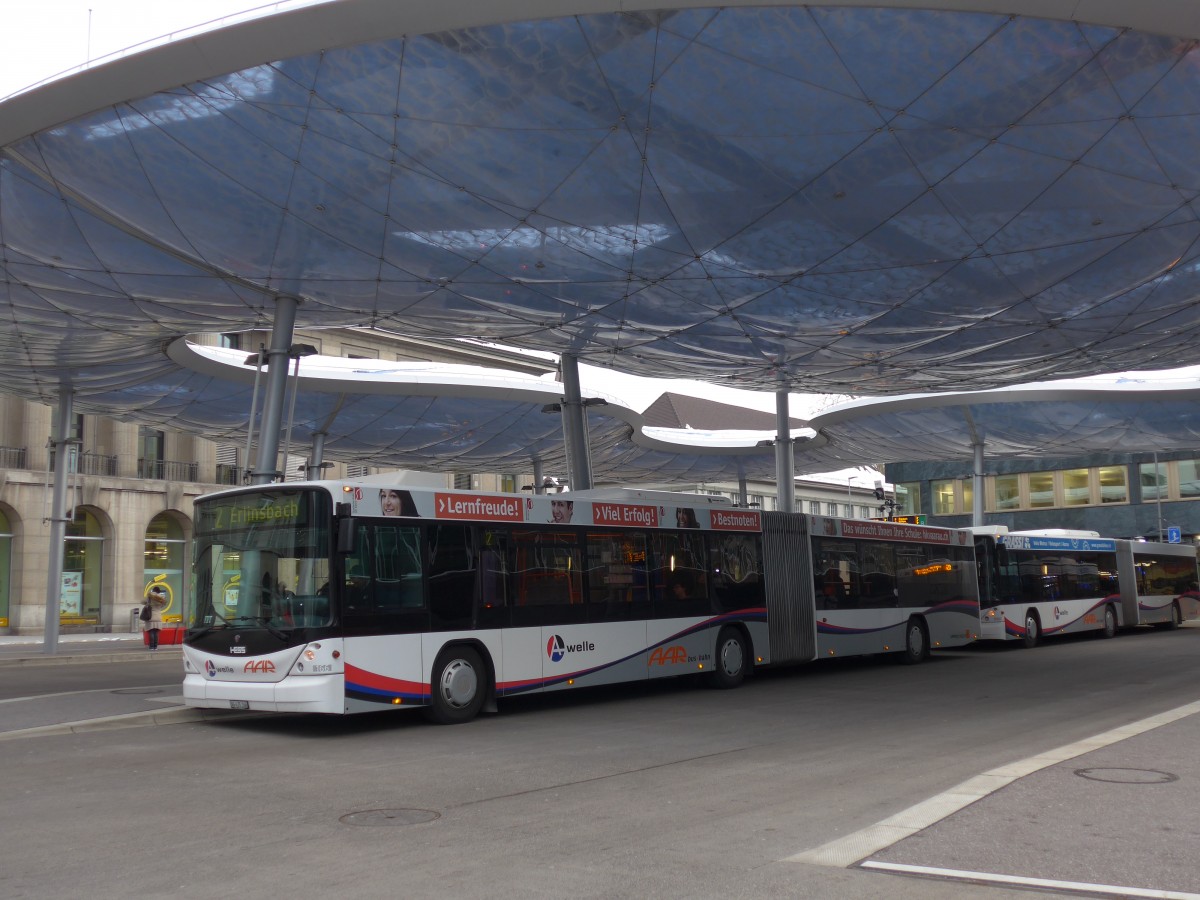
[{"left": 2, "top": 626, "right": 1198, "bottom": 899}]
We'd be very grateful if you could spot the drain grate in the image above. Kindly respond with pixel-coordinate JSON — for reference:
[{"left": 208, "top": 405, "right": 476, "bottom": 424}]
[
  {"left": 1074, "top": 767, "right": 1178, "bottom": 784},
  {"left": 339, "top": 808, "right": 440, "bottom": 827}
]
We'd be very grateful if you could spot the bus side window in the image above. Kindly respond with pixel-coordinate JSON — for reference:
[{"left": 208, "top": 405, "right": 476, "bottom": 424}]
[
  {"left": 428, "top": 524, "right": 474, "bottom": 628},
  {"left": 472, "top": 529, "right": 512, "bottom": 630},
  {"left": 651, "top": 532, "right": 708, "bottom": 613},
  {"left": 516, "top": 531, "right": 582, "bottom": 606},
  {"left": 709, "top": 533, "right": 764, "bottom": 613},
  {"left": 374, "top": 526, "right": 424, "bottom": 611}
]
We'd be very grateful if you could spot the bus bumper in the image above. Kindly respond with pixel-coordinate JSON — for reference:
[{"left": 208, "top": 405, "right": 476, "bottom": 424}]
[{"left": 183, "top": 673, "right": 345, "bottom": 714}]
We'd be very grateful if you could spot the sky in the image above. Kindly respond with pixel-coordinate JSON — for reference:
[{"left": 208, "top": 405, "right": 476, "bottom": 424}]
[
  {"left": 0, "top": 1, "right": 267, "bottom": 98},
  {"left": 0, "top": 1, "right": 845, "bottom": 417}
]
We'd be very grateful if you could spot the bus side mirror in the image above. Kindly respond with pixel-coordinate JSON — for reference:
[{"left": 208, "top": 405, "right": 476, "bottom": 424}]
[
  {"left": 337, "top": 518, "right": 358, "bottom": 554},
  {"left": 995, "top": 544, "right": 1009, "bottom": 569}
]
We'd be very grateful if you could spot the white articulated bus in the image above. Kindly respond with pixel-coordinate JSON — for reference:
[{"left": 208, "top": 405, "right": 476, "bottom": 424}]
[
  {"left": 182, "top": 482, "right": 980, "bottom": 723},
  {"left": 971, "top": 527, "right": 1200, "bottom": 646},
  {"left": 1115, "top": 539, "right": 1200, "bottom": 629},
  {"left": 971, "top": 528, "right": 1122, "bottom": 646}
]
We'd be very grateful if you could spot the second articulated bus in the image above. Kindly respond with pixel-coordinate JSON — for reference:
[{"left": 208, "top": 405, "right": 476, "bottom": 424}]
[
  {"left": 972, "top": 529, "right": 1121, "bottom": 647},
  {"left": 182, "top": 483, "right": 981, "bottom": 723},
  {"left": 971, "top": 528, "right": 1199, "bottom": 646}
]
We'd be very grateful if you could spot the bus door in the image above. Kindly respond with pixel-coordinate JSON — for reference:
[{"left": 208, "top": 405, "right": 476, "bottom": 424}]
[
  {"left": 974, "top": 536, "right": 1007, "bottom": 639},
  {"left": 340, "top": 522, "right": 428, "bottom": 689}
]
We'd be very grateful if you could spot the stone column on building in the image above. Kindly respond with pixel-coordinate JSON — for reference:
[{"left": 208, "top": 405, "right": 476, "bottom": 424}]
[
  {"left": 22, "top": 402, "right": 51, "bottom": 471},
  {"left": 113, "top": 421, "right": 140, "bottom": 478}
]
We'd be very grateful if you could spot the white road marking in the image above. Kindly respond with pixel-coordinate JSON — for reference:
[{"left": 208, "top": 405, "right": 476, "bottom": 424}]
[
  {"left": 860, "top": 862, "right": 1200, "bottom": 900},
  {"left": 786, "top": 699, "right": 1200, "bottom": 868}
]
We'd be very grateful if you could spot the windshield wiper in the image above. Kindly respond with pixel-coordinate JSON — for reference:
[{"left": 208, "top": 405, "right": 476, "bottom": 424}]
[
  {"left": 229, "top": 615, "right": 290, "bottom": 641},
  {"left": 188, "top": 609, "right": 235, "bottom": 640}
]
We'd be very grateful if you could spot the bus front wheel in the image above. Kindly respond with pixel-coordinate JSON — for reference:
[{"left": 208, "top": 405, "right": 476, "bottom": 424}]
[
  {"left": 1167, "top": 602, "right": 1182, "bottom": 630},
  {"left": 709, "top": 627, "right": 748, "bottom": 689},
  {"left": 901, "top": 617, "right": 928, "bottom": 665},
  {"left": 1022, "top": 612, "right": 1041, "bottom": 648},
  {"left": 426, "top": 646, "right": 487, "bottom": 724}
]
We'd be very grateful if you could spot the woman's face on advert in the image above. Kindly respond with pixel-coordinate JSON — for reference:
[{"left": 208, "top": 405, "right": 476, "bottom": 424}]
[{"left": 381, "top": 490, "right": 402, "bottom": 516}]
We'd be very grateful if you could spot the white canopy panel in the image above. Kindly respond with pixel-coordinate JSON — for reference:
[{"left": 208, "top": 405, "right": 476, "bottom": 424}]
[{"left": 2, "top": 1, "right": 1200, "bottom": 479}]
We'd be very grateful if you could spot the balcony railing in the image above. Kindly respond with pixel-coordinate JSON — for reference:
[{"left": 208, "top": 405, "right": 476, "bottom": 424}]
[
  {"left": 138, "top": 458, "right": 199, "bottom": 482},
  {"left": 0, "top": 446, "right": 26, "bottom": 468},
  {"left": 4, "top": 446, "right": 212, "bottom": 483},
  {"left": 78, "top": 452, "right": 117, "bottom": 476},
  {"left": 215, "top": 463, "right": 241, "bottom": 485}
]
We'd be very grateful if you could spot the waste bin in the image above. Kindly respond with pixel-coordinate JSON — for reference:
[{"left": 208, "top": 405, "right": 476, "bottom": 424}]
[{"left": 130, "top": 606, "right": 142, "bottom": 633}]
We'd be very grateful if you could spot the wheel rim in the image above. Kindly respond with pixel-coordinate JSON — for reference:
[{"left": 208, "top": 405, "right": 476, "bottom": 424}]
[
  {"left": 720, "top": 637, "right": 744, "bottom": 677},
  {"left": 438, "top": 659, "right": 478, "bottom": 709},
  {"left": 1105, "top": 609, "right": 1115, "bottom": 634},
  {"left": 1026, "top": 615, "right": 1037, "bottom": 639},
  {"left": 908, "top": 623, "right": 925, "bottom": 657}
]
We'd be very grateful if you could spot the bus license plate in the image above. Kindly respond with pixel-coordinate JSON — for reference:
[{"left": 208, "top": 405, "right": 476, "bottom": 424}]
[{"left": 230, "top": 700, "right": 250, "bottom": 710}]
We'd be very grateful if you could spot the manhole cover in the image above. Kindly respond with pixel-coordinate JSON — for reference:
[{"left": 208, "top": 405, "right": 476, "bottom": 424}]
[
  {"left": 1074, "top": 767, "right": 1178, "bottom": 784},
  {"left": 111, "top": 688, "right": 164, "bottom": 695},
  {"left": 339, "top": 808, "right": 440, "bottom": 827}
]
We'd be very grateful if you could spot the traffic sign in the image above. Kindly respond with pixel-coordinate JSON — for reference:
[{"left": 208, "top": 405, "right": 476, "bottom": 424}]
[{"left": 1167, "top": 526, "right": 1181, "bottom": 544}]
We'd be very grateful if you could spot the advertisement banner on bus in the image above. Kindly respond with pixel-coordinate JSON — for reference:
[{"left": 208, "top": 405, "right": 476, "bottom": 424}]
[
  {"left": 837, "top": 519, "right": 967, "bottom": 545},
  {"left": 709, "top": 509, "right": 761, "bottom": 531},
  {"left": 1002, "top": 534, "right": 1117, "bottom": 552},
  {"left": 434, "top": 493, "right": 524, "bottom": 521},
  {"left": 592, "top": 503, "right": 660, "bottom": 528}
]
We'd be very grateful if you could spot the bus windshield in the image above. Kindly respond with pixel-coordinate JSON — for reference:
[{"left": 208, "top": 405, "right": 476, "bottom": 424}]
[{"left": 191, "top": 488, "right": 333, "bottom": 631}]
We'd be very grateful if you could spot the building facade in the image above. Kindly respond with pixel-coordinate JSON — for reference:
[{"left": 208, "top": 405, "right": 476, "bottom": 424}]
[{"left": 886, "top": 451, "right": 1200, "bottom": 542}]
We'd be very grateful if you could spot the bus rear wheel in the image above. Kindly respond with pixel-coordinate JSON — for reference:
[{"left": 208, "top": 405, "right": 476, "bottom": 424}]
[
  {"left": 1022, "top": 612, "right": 1040, "bottom": 648},
  {"left": 1101, "top": 605, "right": 1117, "bottom": 639},
  {"left": 709, "top": 627, "right": 748, "bottom": 689},
  {"left": 426, "top": 646, "right": 487, "bottom": 724},
  {"left": 901, "top": 617, "right": 928, "bottom": 665},
  {"left": 1167, "top": 602, "right": 1182, "bottom": 630}
]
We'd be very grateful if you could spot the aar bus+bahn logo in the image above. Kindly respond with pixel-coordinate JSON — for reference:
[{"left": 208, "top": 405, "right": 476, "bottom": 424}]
[
  {"left": 648, "top": 645, "right": 688, "bottom": 667},
  {"left": 546, "top": 634, "right": 594, "bottom": 662}
]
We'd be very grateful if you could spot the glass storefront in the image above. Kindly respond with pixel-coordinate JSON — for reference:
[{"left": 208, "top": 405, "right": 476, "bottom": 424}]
[
  {"left": 0, "top": 509, "right": 11, "bottom": 628},
  {"left": 144, "top": 514, "right": 186, "bottom": 624},
  {"left": 62, "top": 509, "right": 104, "bottom": 623}
]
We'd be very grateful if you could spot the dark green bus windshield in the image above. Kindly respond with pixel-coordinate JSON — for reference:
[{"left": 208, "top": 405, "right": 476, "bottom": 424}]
[{"left": 191, "top": 488, "right": 333, "bottom": 630}]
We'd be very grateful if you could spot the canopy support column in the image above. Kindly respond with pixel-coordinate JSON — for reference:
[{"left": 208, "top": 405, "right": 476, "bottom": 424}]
[
  {"left": 43, "top": 390, "right": 74, "bottom": 656},
  {"left": 775, "top": 390, "right": 795, "bottom": 513},
  {"left": 959, "top": 407, "right": 986, "bottom": 527},
  {"left": 559, "top": 353, "right": 593, "bottom": 491},
  {"left": 972, "top": 441, "right": 985, "bottom": 527},
  {"left": 250, "top": 296, "right": 300, "bottom": 485},
  {"left": 305, "top": 431, "right": 329, "bottom": 480}
]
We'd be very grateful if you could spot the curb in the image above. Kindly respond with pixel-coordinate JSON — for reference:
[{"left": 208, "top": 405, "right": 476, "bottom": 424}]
[
  {"left": 0, "top": 705, "right": 253, "bottom": 742},
  {"left": 0, "top": 648, "right": 183, "bottom": 668}
]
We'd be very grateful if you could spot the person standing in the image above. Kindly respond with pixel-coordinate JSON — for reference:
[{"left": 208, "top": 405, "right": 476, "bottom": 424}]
[{"left": 142, "top": 585, "right": 168, "bottom": 650}]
